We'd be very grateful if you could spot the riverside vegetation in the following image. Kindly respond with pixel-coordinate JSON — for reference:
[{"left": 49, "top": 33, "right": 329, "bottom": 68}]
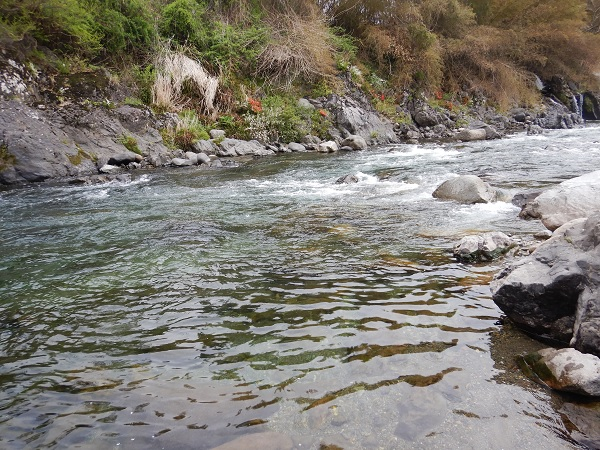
[{"left": 1, "top": 0, "right": 600, "bottom": 167}]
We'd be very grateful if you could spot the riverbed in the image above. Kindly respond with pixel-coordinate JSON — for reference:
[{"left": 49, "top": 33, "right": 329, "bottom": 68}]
[{"left": 1, "top": 127, "right": 600, "bottom": 449}]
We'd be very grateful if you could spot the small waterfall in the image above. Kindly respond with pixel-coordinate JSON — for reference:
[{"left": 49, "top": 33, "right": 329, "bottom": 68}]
[{"left": 572, "top": 93, "right": 584, "bottom": 119}]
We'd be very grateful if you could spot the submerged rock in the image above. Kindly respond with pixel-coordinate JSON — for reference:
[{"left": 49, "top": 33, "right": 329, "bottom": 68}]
[
  {"left": 520, "top": 170, "right": 600, "bottom": 231},
  {"left": 519, "top": 348, "right": 600, "bottom": 397},
  {"left": 491, "top": 213, "right": 600, "bottom": 355},
  {"left": 336, "top": 174, "right": 359, "bottom": 184},
  {"left": 453, "top": 232, "right": 515, "bottom": 262},
  {"left": 432, "top": 175, "right": 499, "bottom": 204}
]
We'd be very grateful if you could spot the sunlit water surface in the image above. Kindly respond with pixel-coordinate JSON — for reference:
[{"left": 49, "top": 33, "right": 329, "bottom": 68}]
[{"left": 2, "top": 127, "right": 600, "bottom": 449}]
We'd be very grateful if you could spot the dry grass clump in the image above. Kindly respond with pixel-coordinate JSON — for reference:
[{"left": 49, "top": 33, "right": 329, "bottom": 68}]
[
  {"left": 256, "top": 9, "right": 336, "bottom": 87},
  {"left": 152, "top": 45, "right": 219, "bottom": 114}
]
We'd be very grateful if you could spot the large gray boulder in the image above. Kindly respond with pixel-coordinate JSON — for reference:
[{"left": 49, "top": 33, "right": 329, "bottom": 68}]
[
  {"left": 341, "top": 135, "right": 368, "bottom": 150},
  {"left": 519, "top": 348, "right": 600, "bottom": 397},
  {"left": 217, "top": 139, "right": 274, "bottom": 157},
  {"left": 327, "top": 95, "right": 398, "bottom": 144},
  {"left": 432, "top": 175, "right": 499, "bottom": 204},
  {"left": 491, "top": 213, "right": 600, "bottom": 356},
  {"left": 455, "top": 128, "right": 487, "bottom": 141},
  {"left": 520, "top": 170, "right": 600, "bottom": 231}
]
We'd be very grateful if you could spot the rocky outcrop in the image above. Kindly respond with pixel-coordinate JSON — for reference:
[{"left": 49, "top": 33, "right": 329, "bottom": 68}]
[
  {"left": 325, "top": 94, "right": 398, "bottom": 145},
  {"left": 453, "top": 232, "right": 516, "bottom": 262},
  {"left": 519, "top": 348, "right": 600, "bottom": 397},
  {"left": 491, "top": 213, "right": 600, "bottom": 355},
  {"left": 520, "top": 170, "right": 600, "bottom": 231},
  {"left": 432, "top": 175, "right": 502, "bottom": 204}
]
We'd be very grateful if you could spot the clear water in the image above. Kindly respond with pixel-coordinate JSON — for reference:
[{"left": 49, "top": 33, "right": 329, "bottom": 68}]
[{"left": 1, "top": 127, "right": 600, "bottom": 449}]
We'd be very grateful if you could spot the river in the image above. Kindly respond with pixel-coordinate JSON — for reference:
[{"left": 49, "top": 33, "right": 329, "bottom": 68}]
[{"left": 1, "top": 127, "right": 600, "bottom": 449}]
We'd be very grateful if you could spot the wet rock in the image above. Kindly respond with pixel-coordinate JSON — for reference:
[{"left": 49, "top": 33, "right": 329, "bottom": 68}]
[
  {"left": 519, "top": 348, "right": 600, "bottom": 397},
  {"left": 318, "top": 141, "right": 339, "bottom": 153},
  {"left": 527, "top": 125, "right": 544, "bottom": 135},
  {"left": 210, "top": 432, "right": 294, "bottom": 450},
  {"left": 455, "top": 128, "right": 487, "bottom": 141},
  {"left": 512, "top": 191, "right": 542, "bottom": 208},
  {"left": 519, "top": 170, "right": 600, "bottom": 231},
  {"left": 99, "top": 164, "right": 122, "bottom": 174},
  {"left": 336, "top": 174, "right": 359, "bottom": 184},
  {"left": 287, "top": 142, "right": 307, "bottom": 152},
  {"left": 432, "top": 175, "right": 498, "bottom": 204},
  {"left": 491, "top": 214, "right": 600, "bottom": 353},
  {"left": 171, "top": 158, "right": 193, "bottom": 167},
  {"left": 341, "top": 135, "right": 368, "bottom": 150},
  {"left": 413, "top": 107, "right": 444, "bottom": 128},
  {"left": 108, "top": 152, "right": 141, "bottom": 166},
  {"left": 453, "top": 232, "right": 516, "bottom": 262}
]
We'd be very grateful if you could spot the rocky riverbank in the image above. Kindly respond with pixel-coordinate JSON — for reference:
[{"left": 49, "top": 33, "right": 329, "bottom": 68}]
[{"left": 1, "top": 48, "right": 598, "bottom": 186}]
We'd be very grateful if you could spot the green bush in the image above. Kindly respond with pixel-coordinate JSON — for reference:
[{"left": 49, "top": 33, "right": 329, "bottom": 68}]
[{"left": 159, "top": 0, "right": 205, "bottom": 45}]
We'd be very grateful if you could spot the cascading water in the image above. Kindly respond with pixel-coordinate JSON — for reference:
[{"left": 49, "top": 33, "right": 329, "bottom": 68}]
[{"left": 1, "top": 127, "right": 600, "bottom": 449}]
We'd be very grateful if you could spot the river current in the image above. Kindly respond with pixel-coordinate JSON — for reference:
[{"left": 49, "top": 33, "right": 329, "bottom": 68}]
[{"left": 1, "top": 127, "right": 600, "bottom": 449}]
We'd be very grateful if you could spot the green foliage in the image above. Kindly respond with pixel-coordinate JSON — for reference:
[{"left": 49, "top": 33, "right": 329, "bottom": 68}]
[
  {"left": 171, "top": 109, "right": 210, "bottom": 149},
  {"left": 0, "top": 144, "right": 16, "bottom": 171},
  {"left": 159, "top": 0, "right": 205, "bottom": 45},
  {"left": 118, "top": 134, "right": 142, "bottom": 155}
]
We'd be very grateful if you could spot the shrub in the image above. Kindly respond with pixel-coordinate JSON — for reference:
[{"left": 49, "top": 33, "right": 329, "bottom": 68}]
[
  {"left": 118, "top": 134, "right": 142, "bottom": 155},
  {"left": 152, "top": 45, "right": 220, "bottom": 114}
]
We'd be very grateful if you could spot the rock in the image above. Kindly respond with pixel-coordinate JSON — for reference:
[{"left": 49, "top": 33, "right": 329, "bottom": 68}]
[
  {"left": 512, "top": 191, "right": 542, "bottom": 208},
  {"left": 519, "top": 348, "right": 600, "bottom": 397},
  {"left": 455, "top": 128, "right": 487, "bottom": 141},
  {"left": 185, "top": 152, "right": 198, "bottom": 165},
  {"left": 192, "top": 140, "right": 219, "bottom": 155},
  {"left": 491, "top": 213, "right": 600, "bottom": 354},
  {"left": 318, "top": 141, "right": 339, "bottom": 153},
  {"left": 527, "top": 125, "right": 544, "bottom": 135},
  {"left": 413, "top": 107, "right": 444, "bottom": 128},
  {"left": 210, "top": 432, "right": 294, "bottom": 450},
  {"left": 197, "top": 152, "right": 211, "bottom": 164},
  {"left": 519, "top": 170, "right": 600, "bottom": 231},
  {"left": 336, "top": 174, "right": 359, "bottom": 184},
  {"left": 328, "top": 95, "right": 398, "bottom": 144},
  {"left": 467, "top": 120, "right": 501, "bottom": 139},
  {"left": 287, "top": 142, "right": 307, "bottom": 152},
  {"left": 171, "top": 158, "right": 193, "bottom": 167},
  {"left": 297, "top": 98, "right": 315, "bottom": 110},
  {"left": 108, "top": 152, "right": 140, "bottom": 166},
  {"left": 99, "top": 164, "right": 122, "bottom": 174},
  {"left": 341, "top": 135, "right": 368, "bottom": 150},
  {"left": 218, "top": 139, "right": 275, "bottom": 157},
  {"left": 453, "top": 232, "right": 516, "bottom": 262},
  {"left": 209, "top": 129, "right": 225, "bottom": 140},
  {"left": 432, "top": 175, "right": 498, "bottom": 204}
]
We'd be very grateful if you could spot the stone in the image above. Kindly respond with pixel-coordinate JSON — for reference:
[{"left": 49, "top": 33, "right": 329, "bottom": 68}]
[
  {"left": 341, "top": 135, "right": 368, "bottom": 150},
  {"left": 455, "top": 128, "right": 487, "bottom": 141},
  {"left": 218, "top": 139, "right": 274, "bottom": 157},
  {"left": 520, "top": 348, "right": 600, "bottom": 397},
  {"left": 413, "top": 107, "right": 443, "bottom": 128},
  {"left": 318, "top": 141, "right": 339, "bottom": 153},
  {"left": 519, "top": 170, "right": 600, "bottom": 231},
  {"left": 432, "top": 175, "right": 498, "bottom": 204},
  {"left": 185, "top": 151, "right": 198, "bottom": 165},
  {"left": 192, "top": 139, "right": 219, "bottom": 155},
  {"left": 99, "top": 164, "right": 121, "bottom": 174},
  {"left": 453, "top": 232, "right": 515, "bottom": 262},
  {"left": 492, "top": 214, "right": 600, "bottom": 354},
  {"left": 297, "top": 98, "right": 315, "bottom": 110},
  {"left": 197, "top": 152, "right": 211, "bottom": 164},
  {"left": 210, "top": 432, "right": 294, "bottom": 450},
  {"left": 287, "top": 142, "right": 307, "bottom": 152},
  {"left": 171, "top": 158, "right": 193, "bottom": 167},
  {"left": 209, "top": 129, "right": 225, "bottom": 140},
  {"left": 336, "top": 174, "right": 359, "bottom": 184}
]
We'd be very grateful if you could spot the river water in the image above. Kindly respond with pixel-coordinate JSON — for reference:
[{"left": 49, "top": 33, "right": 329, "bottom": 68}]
[{"left": 1, "top": 127, "right": 600, "bottom": 449}]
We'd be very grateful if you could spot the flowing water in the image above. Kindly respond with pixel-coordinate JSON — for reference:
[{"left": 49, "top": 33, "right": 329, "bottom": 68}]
[{"left": 1, "top": 127, "right": 600, "bottom": 449}]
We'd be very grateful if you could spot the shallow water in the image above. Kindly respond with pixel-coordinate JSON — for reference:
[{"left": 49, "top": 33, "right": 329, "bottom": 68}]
[{"left": 1, "top": 127, "right": 600, "bottom": 449}]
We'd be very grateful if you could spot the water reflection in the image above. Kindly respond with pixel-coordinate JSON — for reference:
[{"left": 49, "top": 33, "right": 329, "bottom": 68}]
[{"left": 2, "top": 128, "right": 600, "bottom": 448}]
